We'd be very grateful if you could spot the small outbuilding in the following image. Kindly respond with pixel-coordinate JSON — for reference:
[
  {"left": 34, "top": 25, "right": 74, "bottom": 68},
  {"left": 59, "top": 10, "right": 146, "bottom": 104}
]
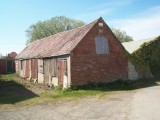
[
  {"left": 0, "top": 52, "right": 17, "bottom": 74},
  {"left": 16, "top": 17, "right": 129, "bottom": 88}
]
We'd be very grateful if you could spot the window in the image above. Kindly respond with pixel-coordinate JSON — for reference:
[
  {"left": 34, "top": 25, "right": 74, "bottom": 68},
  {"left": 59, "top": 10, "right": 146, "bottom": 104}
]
[{"left": 95, "top": 36, "right": 109, "bottom": 54}]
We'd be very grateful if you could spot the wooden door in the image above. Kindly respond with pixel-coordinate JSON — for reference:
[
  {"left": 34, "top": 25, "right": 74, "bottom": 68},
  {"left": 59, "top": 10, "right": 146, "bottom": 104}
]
[
  {"left": 25, "top": 60, "right": 30, "bottom": 77},
  {"left": 58, "top": 59, "right": 67, "bottom": 88},
  {"left": 31, "top": 59, "right": 38, "bottom": 79},
  {"left": 7, "top": 60, "right": 13, "bottom": 73},
  {"left": 44, "top": 59, "right": 50, "bottom": 84}
]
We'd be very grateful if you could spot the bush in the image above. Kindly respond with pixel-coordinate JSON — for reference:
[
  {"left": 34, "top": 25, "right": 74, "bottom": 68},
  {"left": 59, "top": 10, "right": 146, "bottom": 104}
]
[
  {"left": 71, "top": 79, "right": 130, "bottom": 91},
  {"left": 130, "top": 36, "right": 160, "bottom": 76}
]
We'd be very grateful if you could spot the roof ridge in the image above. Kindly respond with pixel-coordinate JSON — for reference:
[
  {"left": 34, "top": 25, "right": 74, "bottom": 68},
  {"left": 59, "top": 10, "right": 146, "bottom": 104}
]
[
  {"left": 68, "top": 18, "right": 100, "bottom": 53},
  {"left": 53, "top": 18, "right": 99, "bottom": 35},
  {"left": 16, "top": 17, "right": 102, "bottom": 59},
  {"left": 27, "top": 18, "right": 99, "bottom": 46},
  {"left": 123, "top": 36, "right": 158, "bottom": 44},
  {"left": 122, "top": 36, "right": 159, "bottom": 54}
]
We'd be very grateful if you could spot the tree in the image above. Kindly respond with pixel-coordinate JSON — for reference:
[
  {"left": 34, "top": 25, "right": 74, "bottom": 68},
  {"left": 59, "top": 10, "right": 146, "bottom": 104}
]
[
  {"left": 111, "top": 28, "right": 133, "bottom": 43},
  {"left": 26, "top": 16, "right": 85, "bottom": 44},
  {"left": 26, "top": 16, "right": 133, "bottom": 44}
]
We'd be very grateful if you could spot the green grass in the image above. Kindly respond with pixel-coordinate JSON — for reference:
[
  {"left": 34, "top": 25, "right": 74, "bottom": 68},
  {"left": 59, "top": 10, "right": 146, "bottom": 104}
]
[
  {"left": 0, "top": 74, "right": 160, "bottom": 108},
  {"left": 0, "top": 74, "right": 114, "bottom": 108},
  {"left": 0, "top": 74, "right": 39, "bottom": 107}
]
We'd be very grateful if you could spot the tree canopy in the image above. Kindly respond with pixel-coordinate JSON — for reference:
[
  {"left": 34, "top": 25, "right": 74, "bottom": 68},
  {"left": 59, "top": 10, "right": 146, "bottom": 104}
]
[
  {"left": 111, "top": 28, "right": 133, "bottom": 43},
  {"left": 26, "top": 16, "right": 85, "bottom": 44},
  {"left": 26, "top": 16, "right": 133, "bottom": 44}
]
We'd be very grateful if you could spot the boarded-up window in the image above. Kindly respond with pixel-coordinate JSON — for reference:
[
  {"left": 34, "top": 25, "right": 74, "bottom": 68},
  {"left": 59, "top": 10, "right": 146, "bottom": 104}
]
[
  {"left": 95, "top": 36, "right": 109, "bottom": 54},
  {"left": 44, "top": 59, "right": 57, "bottom": 78}
]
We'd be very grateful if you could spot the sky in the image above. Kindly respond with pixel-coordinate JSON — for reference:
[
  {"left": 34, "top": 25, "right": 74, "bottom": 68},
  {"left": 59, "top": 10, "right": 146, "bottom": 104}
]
[{"left": 0, "top": 0, "right": 160, "bottom": 55}]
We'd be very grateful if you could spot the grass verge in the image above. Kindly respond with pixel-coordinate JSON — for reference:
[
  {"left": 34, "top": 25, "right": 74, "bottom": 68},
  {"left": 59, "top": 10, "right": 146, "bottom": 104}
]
[{"left": 0, "top": 74, "right": 159, "bottom": 108}]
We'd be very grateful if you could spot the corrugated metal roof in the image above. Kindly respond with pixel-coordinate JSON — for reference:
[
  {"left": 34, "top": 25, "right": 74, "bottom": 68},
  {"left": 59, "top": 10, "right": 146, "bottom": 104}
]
[
  {"left": 122, "top": 37, "right": 156, "bottom": 54},
  {"left": 16, "top": 18, "right": 99, "bottom": 59}
]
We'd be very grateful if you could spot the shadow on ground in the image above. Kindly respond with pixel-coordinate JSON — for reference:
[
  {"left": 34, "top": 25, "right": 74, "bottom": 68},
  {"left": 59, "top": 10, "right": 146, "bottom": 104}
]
[
  {"left": 72, "top": 77, "right": 160, "bottom": 92},
  {"left": 0, "top": 77, "right": 38, "bottom": 104}
]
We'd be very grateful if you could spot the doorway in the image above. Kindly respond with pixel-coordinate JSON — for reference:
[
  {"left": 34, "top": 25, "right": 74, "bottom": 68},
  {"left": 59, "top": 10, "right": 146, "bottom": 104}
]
[
  {"left": 7, "top": 60, "right": 13, "bottom": 73},
  {"left": 58, "top": 59, "right": 67, "bottom": 88}
]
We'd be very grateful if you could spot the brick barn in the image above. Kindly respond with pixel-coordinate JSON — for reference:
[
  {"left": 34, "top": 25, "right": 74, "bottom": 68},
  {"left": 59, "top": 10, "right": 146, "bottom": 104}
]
[
  {"left": 16, "top": 17, "right": 128, "bottom": 88},
  {"left": 0, "top": 52, "right": 17, "bottom": 74}
]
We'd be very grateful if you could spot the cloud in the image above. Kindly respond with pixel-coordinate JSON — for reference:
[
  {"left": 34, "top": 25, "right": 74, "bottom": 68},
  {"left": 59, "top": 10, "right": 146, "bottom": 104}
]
[
  {"left": 74, "top": 0, "right": 134, "bottom": 22},
  {"left": 74, "top": 9, "right": 113, "bottom": 22},
  {"left": 109, "top": 6, "right": 160, "bottom": 40}
]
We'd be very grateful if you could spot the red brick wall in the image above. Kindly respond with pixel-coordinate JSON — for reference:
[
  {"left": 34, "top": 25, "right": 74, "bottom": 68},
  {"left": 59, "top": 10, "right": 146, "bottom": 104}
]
[
  {"left": 21, "top": 60, "right": 24, "bottom": 70},
  {"left": 0, "top": 59, "right": 6, "bottom": 74},
  {"left": 71, "top": 19, "right": 128, "bottom": 86},
  {"left": 0, "top": 59, "right": 15, "bottom": 74}
]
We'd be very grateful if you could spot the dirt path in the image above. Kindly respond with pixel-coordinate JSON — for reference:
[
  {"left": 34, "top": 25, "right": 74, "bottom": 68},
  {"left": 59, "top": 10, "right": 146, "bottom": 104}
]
[{"left": 0, "top": 85, "right": 160, "bottom": 120}]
